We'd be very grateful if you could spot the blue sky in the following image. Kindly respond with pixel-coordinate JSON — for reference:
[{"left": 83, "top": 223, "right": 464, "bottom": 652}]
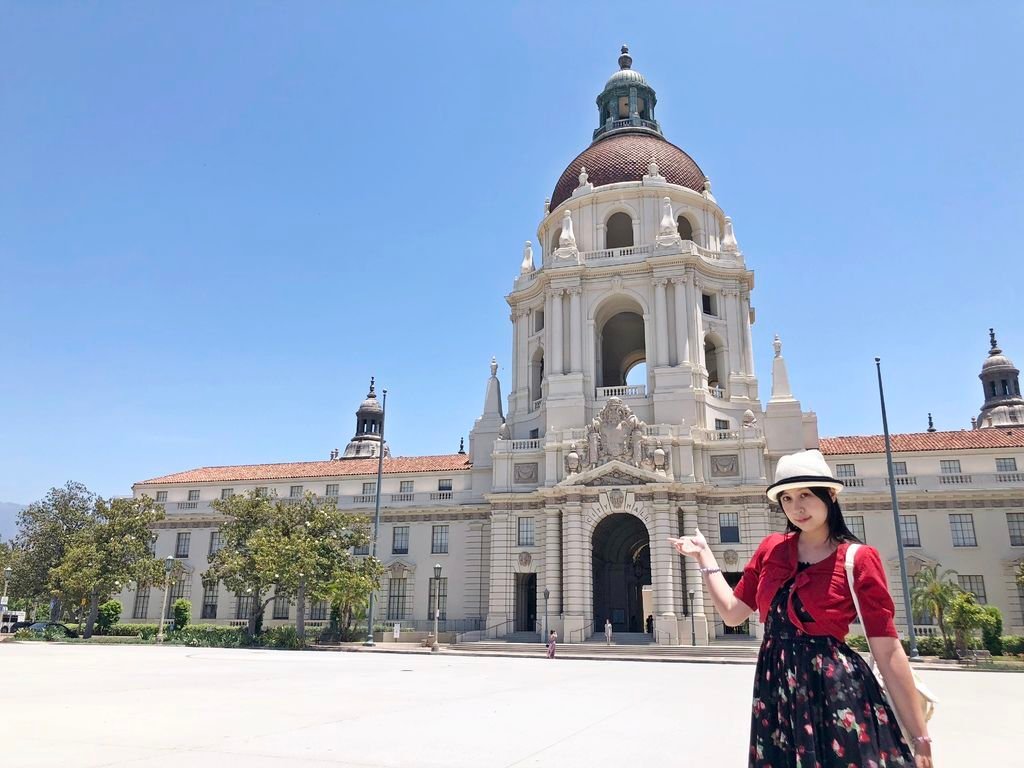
[{"left": 2, "top": 2, "right": 1022, "bottom": 504}]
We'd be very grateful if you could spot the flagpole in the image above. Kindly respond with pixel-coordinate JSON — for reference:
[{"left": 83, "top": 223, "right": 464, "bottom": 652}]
[
  {"left": 875, "top": 358, "right": 920, "bottom": 660},
  {"left": 364, "top": 388, "right": 387, "bottom": 647}
]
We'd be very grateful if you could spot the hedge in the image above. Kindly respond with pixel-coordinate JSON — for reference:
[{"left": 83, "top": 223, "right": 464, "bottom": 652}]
[{"left": 104, "top": 623, "right": 162, "bottom": 639}]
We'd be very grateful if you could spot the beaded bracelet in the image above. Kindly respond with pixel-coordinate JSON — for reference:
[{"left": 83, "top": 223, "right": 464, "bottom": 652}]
[
  {"left": 913, "top": 736, "right": 933, "bottom": 745},
  {"left": 698, "top": 566, "right": 722, "bottom": 575}
]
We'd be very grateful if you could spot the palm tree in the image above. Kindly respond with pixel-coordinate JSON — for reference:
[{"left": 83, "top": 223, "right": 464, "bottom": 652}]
[{"left": 910, "top": 564, "right": 960, "bottom": 651}]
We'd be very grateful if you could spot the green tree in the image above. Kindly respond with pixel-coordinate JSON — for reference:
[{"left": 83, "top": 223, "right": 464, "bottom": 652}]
[
  {"left": 49, "top": 495, "right": 167, "bottom": 637},
  {"left": 97, "top": 599, "right": 122, "bottom": 633},
  {"left": 206, "top": 491, "right": 382, "bottom": 642},
  {"left": 172, "top": 598, "right": 191, "bottom": 631},
  {"left": 981, "top": 605, "right": 1003, "bottom": 655},
  {"left": 12, "top": 482, "right": 96, "bottom": 621},
  {"left": 946, "top": 591, "right": 997, "bottom": 652},
  {"left": 909, "top": 564, "right": 960, "bottom": 652},
  {"left": 327, "top": 568, "right": 380, "bottom": 641}
]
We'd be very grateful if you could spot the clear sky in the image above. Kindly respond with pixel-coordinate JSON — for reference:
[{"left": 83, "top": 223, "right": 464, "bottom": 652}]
[{"left": 2, "top": 2, "right": 1022, "bottom": 505}]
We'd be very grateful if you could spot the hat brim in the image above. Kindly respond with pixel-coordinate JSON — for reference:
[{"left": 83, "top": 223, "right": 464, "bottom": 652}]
[{"left": 766, "top": 476, "right": 844, "bottom": 503}]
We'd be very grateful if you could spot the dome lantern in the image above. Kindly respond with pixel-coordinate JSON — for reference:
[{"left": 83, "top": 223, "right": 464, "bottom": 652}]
[{"left": 593, "top": 45, "right": 662, "bottom": 142}]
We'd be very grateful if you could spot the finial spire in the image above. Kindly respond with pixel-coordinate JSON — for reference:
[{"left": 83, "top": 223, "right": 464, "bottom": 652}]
[
  {"left": 927, "top": 413, "right": 936, "bottom": 432},
  {"left": 990, "top": 327, "right": 1000, "bottom": 352},
  {"left": 490, "top": 356, "right": 498, "bottom": 377},
  {"left": 618, "top": 45, "right": 632, "bottom": 70},
  {"left": 458, "top": 437, "right": 465, "bottom": 455},
  {"left": 368, "top": 376, "right": 376, "bottom": 396}
]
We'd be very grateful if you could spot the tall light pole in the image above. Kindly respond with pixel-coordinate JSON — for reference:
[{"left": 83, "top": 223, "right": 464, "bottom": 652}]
[
  {"left": 2, "top": 566, "right": 11, "bottom": 611},
  {"left": 688, "top": 589, "right": 696, "bottom": 646},
  {"left": 364, "top": 388, "right": 388, "bottom": 647},
  {"left": 431, "top": 563, "right": 442, "bottom": 652},
  {"left": 875, "top": 358, "right": 920, "bottom": 660},
  {"left": 156, "top": 556, "right": 174, "bottom": 643},
  {"left": 543, "top": 587, "right": 550, "bottom": 642}
]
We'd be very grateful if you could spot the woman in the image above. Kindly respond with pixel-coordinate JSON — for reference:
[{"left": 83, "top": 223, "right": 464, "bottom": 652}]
[
  {"left": 669, "top": 449, "right": 933, "bottom": 767},
  {"left": 546, "top": 630, "right": 557, "bottom": 659}
]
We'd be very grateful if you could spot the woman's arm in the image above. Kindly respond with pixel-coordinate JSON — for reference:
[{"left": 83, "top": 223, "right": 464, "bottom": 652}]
[
  {"left": 668, "top": 529, "right": 755, "bottom": 627},
  {"left": 868, "top": 636, "right": 933, "bottom": 766}
]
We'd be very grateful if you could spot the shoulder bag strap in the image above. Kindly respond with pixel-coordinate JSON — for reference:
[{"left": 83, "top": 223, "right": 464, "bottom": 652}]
[{"left": 844, "top": 543, "right": 866, "bottom": 627}]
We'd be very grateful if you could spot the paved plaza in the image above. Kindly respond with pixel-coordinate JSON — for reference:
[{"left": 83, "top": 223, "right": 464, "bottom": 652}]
[{"left": 2, "top": 643, "right": 1021, "bottom": 767}]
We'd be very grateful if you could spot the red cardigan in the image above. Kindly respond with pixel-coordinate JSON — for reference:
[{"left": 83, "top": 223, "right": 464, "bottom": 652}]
[{"left": 731, "top": 532, "right": 898, "bottom": 640}]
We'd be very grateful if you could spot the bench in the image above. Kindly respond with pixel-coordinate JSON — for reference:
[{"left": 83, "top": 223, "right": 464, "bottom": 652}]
[{"left": 957, "top": 649, "right": 994, "bottom": 666}]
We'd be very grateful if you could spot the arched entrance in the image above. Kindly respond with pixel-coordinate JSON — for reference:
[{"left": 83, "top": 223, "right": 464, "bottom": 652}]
[{"left": 592, "top": 514, "right": 651, "bottom": 634}]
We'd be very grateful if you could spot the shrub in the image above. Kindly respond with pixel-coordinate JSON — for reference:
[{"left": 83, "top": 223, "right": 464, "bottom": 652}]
[
  {"left": 981, "top": 606, "right": 1004, "bottom": 655},
  {"left": 911, "top": 636, "right": 950, "bottom": 658},
  {"left": 97, "top": 600, "right": 122, "bottom": 634},
  {"left": 845, "top": 634, "right": 868, "bottom": 651},
  {"left": 171, "top": 625, "right": 245, "bottom": 647},
  {"left": 105, "top": 623, "right": 161, "bottom": 639},
  {"left": 172, "top": 599, "right": 191, "bottom": 632},
  {"left": 1000, "top": 635, "right": 1024, "bottom": 656},
  {"left": 261, "top": 626, "right": 304, "bottom": 650},
  {"left": 14, "top": 629, "right": 38, "bottom": 640}
]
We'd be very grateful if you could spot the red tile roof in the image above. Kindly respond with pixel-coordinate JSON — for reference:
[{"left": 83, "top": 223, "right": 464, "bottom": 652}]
[
  {"left": 135, "top": 454, "right": 472, "bottom": 486},
  {"left": 820, "top": 429, "right": 1024, "bottom": 456}
]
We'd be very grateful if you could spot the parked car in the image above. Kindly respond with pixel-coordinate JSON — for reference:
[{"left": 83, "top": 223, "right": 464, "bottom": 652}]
[
  {"left": 10, "top": 621, "right": 35, "bottom": 632},
  {"left": 26, "top": 622, "right": 78, "bottom": 638}
]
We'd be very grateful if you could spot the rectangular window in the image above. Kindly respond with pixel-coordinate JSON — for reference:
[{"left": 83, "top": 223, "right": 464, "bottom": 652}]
[
  {"left": 899, "top": 515, "right": 921, "bottom": 547},
  {"left": 438, "top": 479, "right": 453, "bottom": 492},
  {"left": 166, "top": 574, "right": 192, "bottom": 619},
  {"left": 940, "top": 460, "right": 961, "bottom": 474},
  {"left": 208, "top": 531, "right": 223, "bottom": 555},
  {"left": 427, "top": 577, "right": 448, "bottom": 621},
  {"left": 255, "top": 486, "right": 268, "bottom": 497},
  {"left": 958, "top": 575, "right": 987, "bottom": 604},
  {"left": 997, "top": 457, "right": 1018, "bottom": 473},
  {"left": 534, "top": 310, "right": 544, "bottom": 333},
  {"left": 701, "top": 293, "right": 716, "bottom": 315},
  {"left": 155, "top": 491, "right": 168, "bottom": 503},
  {"left": 147, "top": 535, "right": 157, "bottom": 555},
  {"left": 236, "top": 594, "right": 255, "bottom": 621},
  {"left": 1007, "top": 513, "right": 1024, "bottom": 546},
  {"left": 175, "top": 532, "right": 191, "bottom": 558},
  {"left": 272, "top": 594, "right": 290, "bottom": 620},
  {"left": 201, "top": 583, "right": 218, "bottom": 619},
  {"left": 529, "top": 428, "right": 540, "bottom": 439},
  {"left": 353, "top": 542, "right": 370, "bottom": 556},
  {"left": 719, "top": 512, "right": 740, "bottom": 543},
  {"left": 400, "top": 480, "right": 414, "bottom": 494},
  {"left": 289, "top": 485, "right": 303, "bottom": 498},
  {"left": 187, "top": 489, "right": 200, "bottom": 502},
  {"left": 714, "top": 418, "right": 730, "bottom": 431},
  {"left": 431, "top": 524, "right": 449, "bottom": 554},
  {"left": 949, "top": 513, "right": 977, "bottom": 547},
  {"left": 892, "top": 461, "right": 908, "bottom": 476},
  {"left": 362, "top": 482, "right": 377, "bottom": 496},
  {"left": 846, "top": 515, "right": 866, "bottom": 543},
  {"left": 835, "top": 463, "right": 857, "bottom": 479},
  {"left": 132, "top": 587, "right": 150, "bottom": 619},
  {"left": 517, "top": 517, "right": 535, "bottom": 547},
  {"left": 220, "top": 488, "right": 234, "bottom": 500},
  {"left": 309, "top": 600, "right": 328, "bottom": 621},
  {"left": 325, "top": 483, "right": 339, "bottom": 497},
  {"left": 392, "top": 526, "right": 409, "bottom": 555},
  {"left": 386, "top": 577, "right": 407, "bottom": 621}
]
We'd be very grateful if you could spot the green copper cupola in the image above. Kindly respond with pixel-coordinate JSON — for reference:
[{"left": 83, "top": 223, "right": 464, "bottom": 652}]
[{"left": 593, "top": 46, "right": 663, "bottom": 142}]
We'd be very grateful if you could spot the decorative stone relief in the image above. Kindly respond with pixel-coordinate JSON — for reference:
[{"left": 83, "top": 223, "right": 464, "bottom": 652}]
[
  {"left": 553, "top": 209, "right": 580, "bottom": 263},
  {"left": 710, "top": 454, "right": 740, "bottom": 477},
  {"left": 520, "top": 241, "right": 535, "bottom": 274},
  {"left": 564, "top": 443, "right": 582, "bottom": 474},
  {"left": 723, "top": 550, "right": 739, "bottom": 567},
  {"left": 656, "top": 196, "right": 681, "bottom": 246},
  {"left": 518, "top": 551, "right": 532, "bottom": 567},
  {"left": 581, "top": 397, "right": 650, "bottom": 469},
  {"left": 514, "top": 462, "right": 539, "bottom": 484},
  {"left": 582, "top": 468, "right": 646, "bottom": 486},
  {"left": 587, "top": 492, "right": 650, "bottom": 525}
]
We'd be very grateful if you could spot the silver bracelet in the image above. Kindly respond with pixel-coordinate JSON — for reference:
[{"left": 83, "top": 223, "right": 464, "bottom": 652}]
[{"left": 698, "top": 566, "right": 722, "bottom": 575}]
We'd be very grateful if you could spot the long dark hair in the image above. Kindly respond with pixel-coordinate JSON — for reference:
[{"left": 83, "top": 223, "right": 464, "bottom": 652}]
[{"left": 781, "top": 487, "right": 862, "bottom": 543}]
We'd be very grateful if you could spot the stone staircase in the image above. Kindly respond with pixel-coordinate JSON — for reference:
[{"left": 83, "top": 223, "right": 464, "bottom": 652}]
[{"left": 452, "top": 636, "right": 760, "bottom": 663}]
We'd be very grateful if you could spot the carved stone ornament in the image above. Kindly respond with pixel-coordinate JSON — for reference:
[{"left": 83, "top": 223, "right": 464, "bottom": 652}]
[
  {"left": 564, "top": 442, "right": 582, "bottom": 475},
  {"left": 723, "top": 549, "right": 739, "bottom": 567},
  {"left": 388, "top": 563, "right": 408, "bottom": 579},
  {"left": 582, "top": 397, "right": 650, "bottom": 470},
  {"left": 498, "top": 421, "right": 510, "bottom": 440},
  {"left": 582, "top": 468, "right": 646, "bottom": 486},
  {"left": 514, "top": 462, "right": 539, "bottom": 484},
  {"left": 520, "top": 241, "right": 535, "bottom": 275},
  {"left": 518, "top": 551, "right": 533, "bottom": 567},
  {"left": 656, "top": 196, "right": 681, "bottom": 246},
  {"left": 710, "top": 454, "right": 740, "bottom": 477}
]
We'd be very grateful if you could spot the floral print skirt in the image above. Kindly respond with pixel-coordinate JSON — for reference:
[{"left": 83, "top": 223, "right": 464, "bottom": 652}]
[{"left": 749, "top": 581, "right": 914, "bottom": 767}]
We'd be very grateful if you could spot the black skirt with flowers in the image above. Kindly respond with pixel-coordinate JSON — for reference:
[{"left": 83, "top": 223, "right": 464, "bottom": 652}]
[{"left": 749, "top": 567, "right": 914, "bottom": 767}]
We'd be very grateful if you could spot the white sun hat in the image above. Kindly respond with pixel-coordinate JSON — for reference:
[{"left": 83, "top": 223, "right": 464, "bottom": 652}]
[{"left": 766, "top": 449, "right": 844, "bottom": 502}]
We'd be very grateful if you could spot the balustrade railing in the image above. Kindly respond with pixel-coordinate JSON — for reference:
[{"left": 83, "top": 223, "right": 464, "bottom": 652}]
[
  {"left": 887, "top": 475, "right": 918, "bottom": 486},
  {"left": 596, "top": 384, "right": 646, "bottom": 398},
  {"left": 840, "top": 477, "right": 865, "bottom": 487},
  {"left": 708, "top": 385, "right": 725, "bottom": 399},
  {"left": 510, "top": 439, "right": 541, "bottom": 451},
  {"left": 530, "top": 398, "right": 542, "bottom": 412},
  {"left": 430, "top": 491, "right": 453, "bottom": 501},
  {"left": 352, "top": 494, "right": 376, "bottom": 503},
  {"left": 939, "top": 474, "right": 973, "bottom": 485},
  {"left": 390, "top": 493, "right": 414, "bottom": 502},
  {"left": 176, "top": 502, "right": 197, "bottom": 510},
  {"left": 996, "top": 472, "right": 1024, "bottom": 483},
  {"left": 580, "top": 244, "right": 654, "bottom": 262}
]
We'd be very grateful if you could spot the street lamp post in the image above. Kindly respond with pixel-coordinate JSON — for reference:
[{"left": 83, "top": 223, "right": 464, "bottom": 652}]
[
  {"left": 543, "top": 587, "right": 550, "bottom": 642},
  {"left": 2, "top": 566, "right": 11, "bottom": 611},
  {"left": 156, "top": 556, "right": 174, "bottom": 643},
  {"left": 688, "top": 589, "right": 696, "bottom": 646},
  {"left": 431, "top": 563, "right": 442, "bottom": 652},
  {"left": 365, "top": 388, "right": 388, "bottom": 647}
]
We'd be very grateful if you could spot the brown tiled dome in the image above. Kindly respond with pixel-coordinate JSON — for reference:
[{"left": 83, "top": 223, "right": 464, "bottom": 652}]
[{"left": 550, "top": 133, "right": 705, "bottom": 211}]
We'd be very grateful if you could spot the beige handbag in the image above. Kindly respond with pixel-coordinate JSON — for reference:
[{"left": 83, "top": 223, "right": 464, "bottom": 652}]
[{"left": 844, "top": 544, "right": 938, "bottom": 730}]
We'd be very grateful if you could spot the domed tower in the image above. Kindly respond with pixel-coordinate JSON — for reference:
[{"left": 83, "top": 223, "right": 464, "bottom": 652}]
[
  {"left": 505, "top": 46, "right": 764, "bottom": 446},
  {"left": 975, "top": 329, "right": 1024, "bottom": 428},
  {"left": 341, "top": 378, "right": 390, "bottom": 458}
]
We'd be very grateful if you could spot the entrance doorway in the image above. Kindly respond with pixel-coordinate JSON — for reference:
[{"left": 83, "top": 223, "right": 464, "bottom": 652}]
[
  {"left": 515, "top": 573, "right": 537, "bottom": 632},
  {"left": 592, "top": 514, "right": 651, "bottom": 634},
  {"left": 722, "top": 572, "right": 750, "bottom": 635}
]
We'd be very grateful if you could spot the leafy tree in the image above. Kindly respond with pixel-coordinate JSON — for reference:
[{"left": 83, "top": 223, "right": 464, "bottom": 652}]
[
  {"left": 946, "top": 591, "right": 997, "bottom": 652},
  {"left": 172, "top": 599, "right": 191, "bottom": 631},
  {"left": 981, "top": 605, "right": 1003, "bottom": 655},
  {"left": 97, "top": 600, "right": 122, "bottom": 633},
  {"left": 49, "top": 495, "right": 167, "bottom": 637},
  {"left": 327, "top": 568, "right": 380, "bottom": 641},
  {"left": 205, "top": 491, "right": 382, "bottom": 642},
  {"left": 909, "top": 564, "right": 960, "bottom": 652},
  {"left": 1016, "top": 559, "right": 1024, "bottom": 590},
  {"left": 12, "top": 482, "right": 96, "bottom": 621}
]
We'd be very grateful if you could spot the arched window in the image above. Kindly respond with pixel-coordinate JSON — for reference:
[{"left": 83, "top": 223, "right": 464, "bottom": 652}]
[
  {"left": 530, "top": 348, "right": 545, "bottom": 403},
  {"left": 600, "top": 311, "right": 645, "bottom": 388},
  {"left": 550, "top": 228, "right": 561, "bottom": 256},
  {"left": 676, "top": 215, "right": 693, "bottom": 241},
  {"left": 606, "top": 212, "right": 634, "bottom": 250}
]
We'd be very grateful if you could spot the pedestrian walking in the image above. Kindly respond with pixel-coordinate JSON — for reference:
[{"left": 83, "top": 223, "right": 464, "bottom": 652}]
[
  {"left": 669, "top": 449, "right": 933, "bottom": 767},
  {"left": 546, "top": 630, "right": 557, "bottom": 658},
  {"left": 604, "top": 618, "right": 613, "bottom": 645}
]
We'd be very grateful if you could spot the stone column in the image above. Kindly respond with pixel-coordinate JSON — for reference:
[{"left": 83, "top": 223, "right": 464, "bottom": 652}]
[
  {"left": 485, "top": 510, "right": 512, "bottom": 631},
  {"left": 672, "top": 276, "right": 690, "bottom": 365},
  {"left": 568, "top": 287, "right": 582, "bottom": 373},
  {"left": 653, "top": 278, "right": 669, "bottom": 367},
  {"left": 691, "top": 277, "right": 705, "bottom": 371},
  {"left": 550, "top": 289, "right": 564, "bottom": 376},
  {"left": 544, "top": 505, "right": 562, "bottom": 616},
  {"left": 515, "top": 309, "right": 529, "bottom": 400},
  {"left": 741, "top": 291, "right": 755, "bottom": 375},
  {"left": 724, "top": 288, "right": 742, "bottom": 376}
]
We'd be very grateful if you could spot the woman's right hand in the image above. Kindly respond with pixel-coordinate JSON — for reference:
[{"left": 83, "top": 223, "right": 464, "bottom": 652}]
[{"left": 667, "top": 528, "right": 709, "bottom": 559}]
